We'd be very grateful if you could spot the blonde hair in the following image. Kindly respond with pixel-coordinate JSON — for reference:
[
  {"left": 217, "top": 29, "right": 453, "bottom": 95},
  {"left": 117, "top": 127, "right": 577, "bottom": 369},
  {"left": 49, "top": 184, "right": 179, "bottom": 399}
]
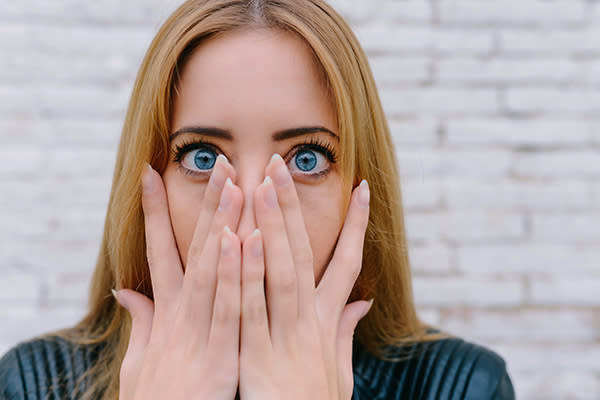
[{"left": 60, "top": 0, "right": 442, "bottom": 398}]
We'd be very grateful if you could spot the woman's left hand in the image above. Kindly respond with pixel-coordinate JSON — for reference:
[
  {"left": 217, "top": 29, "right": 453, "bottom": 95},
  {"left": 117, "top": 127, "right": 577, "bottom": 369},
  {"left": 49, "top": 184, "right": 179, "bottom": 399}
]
[{"left": 238, "top": 154, "right": 372, "bottom": 400}]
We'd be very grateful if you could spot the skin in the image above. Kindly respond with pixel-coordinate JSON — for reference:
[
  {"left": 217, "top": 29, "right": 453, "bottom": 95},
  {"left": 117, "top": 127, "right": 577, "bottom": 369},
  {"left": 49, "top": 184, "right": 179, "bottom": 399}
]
[
  {"left": 163, "top": 28, "right": 344, "bottom": 283},
  {"left": 115, "top": 28, "right": 372, "bottom": 400}
]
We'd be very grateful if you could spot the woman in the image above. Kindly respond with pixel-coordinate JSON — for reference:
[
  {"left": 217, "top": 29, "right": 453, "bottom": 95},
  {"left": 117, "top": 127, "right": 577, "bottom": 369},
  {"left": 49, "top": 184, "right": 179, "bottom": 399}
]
[{"left": 0, "top": 0, "right": 514, "bottom": 399}]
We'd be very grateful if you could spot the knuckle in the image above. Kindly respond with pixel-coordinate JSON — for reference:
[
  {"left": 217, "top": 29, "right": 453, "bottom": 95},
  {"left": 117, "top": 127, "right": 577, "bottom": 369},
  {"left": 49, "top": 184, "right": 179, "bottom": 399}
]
[
  {"left": 275, "top": 272, "right": 297, "bottom": 294},
  {"left": 212, "top": 297, "right": 236, "bottom": 325},
  {"left": 243, "top": 298, "right": 265, "bottom": 323},
  {"left": 189, "top": 267, "right": 212, "bottom": 292}
]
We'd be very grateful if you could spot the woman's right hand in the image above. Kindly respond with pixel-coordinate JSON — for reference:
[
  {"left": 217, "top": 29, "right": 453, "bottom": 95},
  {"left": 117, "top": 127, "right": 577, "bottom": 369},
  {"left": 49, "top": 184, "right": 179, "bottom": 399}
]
[{"left": 114, "top": 155, "right": 243, "bottom": 400}]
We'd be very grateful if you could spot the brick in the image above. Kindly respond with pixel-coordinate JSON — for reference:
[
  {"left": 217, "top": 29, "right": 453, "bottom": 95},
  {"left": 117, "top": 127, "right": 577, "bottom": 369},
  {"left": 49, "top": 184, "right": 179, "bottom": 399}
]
[
  {"left": 445, "top": 119, "right": 593, "bottom": 148},
  {"left": 369, "top": 56, "right": 430, "bottom": 85},
  {"left": 514, "top": 151, "right": 600, "bottom": 179},
  {"left": 389, "top": 118, "right": 438, "bottom": 146},
  {"left": 400, "top": 178, "right": 441, "bottom": 210},
  {"left": 415, "top": 307, "right": 442, "bottom": 327},
  {"left": 0, "top": 0, "right": 178, "bottom": 25},
  {"left": 0, "top": 270, "right": 40, "bottom": 302},
  {"left": 0, "top": 85, "right": 130, "bottom": 119},
  {"left": 0, "top": 119, "right": 122, "bottom": 148},
  {"left": 444, "top": 179, "right": 593, "bottom": 212},
  {"left": 0, "top": 305, "right": 85, "bottom": 357},
  {"left": 355, "top": 25, "right": 494, "bottom": 54},
  {"left": 500, "top": 29, "right": 600, "bottom": 55},
  {"left": 409, "top": 242, "right": 452, "bottom": 274},
  {"left": 531, "top": 278, "right": 600, "bottom": 306},
  {"left": 0, "top": 23, "right": 153, "bottom": 58},
  {"left": 46, "top": 271, "right": 95, "bottom": 304},
  {"left": 438, "top": 1, "right": 586, "bottom": 26},
  {"left": 413, "top": 277, "right": 523, "bottom": 307},
  {"left": 458, "top": 243, "right": 600, "bottom": 275},
  {"left": 329, "top": 0, "right": 432, "bottom": 23},
  {"left": 380, "top": 87, "right": 498, "bottom": 116},
  {"left": 494, "top": 343, "right": 600, "bottom": 372},
  {"left": 511, "top": 370, "right": 600, "bottom": 400},
  {"left": 0, "top": 238, "right": 100, "bottom": 274},
  {"left": 0, "top": 177, "right": 111, "bottom": 211},
  {"left": 0, "top": 146, "right": 116, "bottom": 179},
  {"left": 405, "top": 211, "right": 524, "bottom": 244},
  {"left": 437, "top": 58, "right": 582, "bottom": 84},
  {"left": 441, "top": 309, "right": 600, "bottom": 344},
  {"left": 0, "top": 50, "right": 138, "bottom": 86},
  {"left": 396, "top": 149, "right": 512, "bottom": 179},
  {"left": 532, "top": 214, "right": 600, "bottom": 243},
  {"left": 506, "top": 88, "right": 600, "bottom": 114}
]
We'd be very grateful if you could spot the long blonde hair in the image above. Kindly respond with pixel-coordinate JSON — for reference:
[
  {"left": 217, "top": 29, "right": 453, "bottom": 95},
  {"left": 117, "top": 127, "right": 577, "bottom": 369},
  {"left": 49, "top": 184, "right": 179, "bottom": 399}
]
[{"left": 62, "top": 0, "right": 439, "bottom": 398}]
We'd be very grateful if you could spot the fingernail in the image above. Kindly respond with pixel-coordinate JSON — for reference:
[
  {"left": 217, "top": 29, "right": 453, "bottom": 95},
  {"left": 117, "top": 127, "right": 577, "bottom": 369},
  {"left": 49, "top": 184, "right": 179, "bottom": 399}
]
[
  {"left": 209, "top": 155, "right": 229, "bottom": 190},
  {"left": 271, "top": 154, "right": 292, "bottom": 187},
  {"left": 263, "top": 176, "right": 278, "bottom": 209},
  {"left": 250, "top": 229, "right": 263, "bottom": 258},
  {"left": 358, "top": 180, "right": 369, "bottom": 209},
  {"left": 142, "top": 164, "right": 154, "bottom": 194},
  {"left": 269, "top": 153, "right": 281, "bottom": 166},
  {"left": 360, "top": 298, "right": 375, "bottom": 319},
  {"left": 218, "top": 178, "right": 234, "bottom": 211},
  {"left": 111, "top": 288, "right": 118, "bottom": 300},
  {"left": 221, "top": 226, "right": 232, "bottom": 256}
]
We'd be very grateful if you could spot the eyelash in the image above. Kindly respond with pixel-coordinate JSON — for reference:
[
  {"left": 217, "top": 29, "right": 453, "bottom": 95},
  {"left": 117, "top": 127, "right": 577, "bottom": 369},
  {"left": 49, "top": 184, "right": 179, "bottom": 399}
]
[{"left": 170, "top": 137, "right": 338, "bottom": 179}]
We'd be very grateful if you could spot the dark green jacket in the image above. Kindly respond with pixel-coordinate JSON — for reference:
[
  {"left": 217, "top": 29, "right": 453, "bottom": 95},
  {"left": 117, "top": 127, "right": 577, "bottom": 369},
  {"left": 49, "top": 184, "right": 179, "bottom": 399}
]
[{"left": 0, "top": 335, "right": 514, "bottom": 399}]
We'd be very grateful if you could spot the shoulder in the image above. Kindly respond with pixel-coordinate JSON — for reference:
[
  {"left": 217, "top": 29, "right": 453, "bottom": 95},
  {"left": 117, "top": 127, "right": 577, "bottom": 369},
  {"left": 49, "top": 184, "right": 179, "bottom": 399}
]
[
  {"left": 352, "top": 334, "right": 515, "bottom": 400},
  {"left": 0, "top": 336, "right": 102, "bottom": 400}
]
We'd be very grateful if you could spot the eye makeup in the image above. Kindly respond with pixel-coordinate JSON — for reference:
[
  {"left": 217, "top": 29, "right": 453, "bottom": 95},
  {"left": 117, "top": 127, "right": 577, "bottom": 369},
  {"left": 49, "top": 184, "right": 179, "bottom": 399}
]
[{"left": 170, "top": 135, "right": 338, "bottom": 181}]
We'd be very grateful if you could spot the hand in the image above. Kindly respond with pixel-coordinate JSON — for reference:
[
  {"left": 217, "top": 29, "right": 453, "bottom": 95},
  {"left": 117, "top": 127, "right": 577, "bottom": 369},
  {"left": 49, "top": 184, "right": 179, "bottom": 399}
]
[
  {"left": 238, "top": 154, "right": 372, "bottom": 400},
  {"left": 114, "top": 155, "right": 244, "bottom": 400}
]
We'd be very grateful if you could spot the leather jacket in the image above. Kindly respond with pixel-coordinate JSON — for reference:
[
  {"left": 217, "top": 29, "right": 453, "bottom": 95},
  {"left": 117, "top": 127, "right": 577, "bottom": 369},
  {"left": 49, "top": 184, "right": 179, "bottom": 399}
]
[{"left": 0, "top": 334, "right": 514, "bottom": 399}]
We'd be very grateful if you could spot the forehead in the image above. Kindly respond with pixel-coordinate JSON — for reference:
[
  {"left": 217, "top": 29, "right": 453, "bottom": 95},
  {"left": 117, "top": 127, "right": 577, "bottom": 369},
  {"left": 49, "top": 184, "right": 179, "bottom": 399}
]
[{"left": 171, "top": 28, "right": 335, "bottom": 136}]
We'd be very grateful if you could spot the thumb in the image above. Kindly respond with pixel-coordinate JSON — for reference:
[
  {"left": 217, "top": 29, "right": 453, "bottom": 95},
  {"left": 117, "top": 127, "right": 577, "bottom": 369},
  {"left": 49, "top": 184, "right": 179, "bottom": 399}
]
[
  {"left": 336, "top": 299, "right": 374, "bottom": 395},
  {"left": 113, "top": 288, "right": 155, "bottom": 358}
]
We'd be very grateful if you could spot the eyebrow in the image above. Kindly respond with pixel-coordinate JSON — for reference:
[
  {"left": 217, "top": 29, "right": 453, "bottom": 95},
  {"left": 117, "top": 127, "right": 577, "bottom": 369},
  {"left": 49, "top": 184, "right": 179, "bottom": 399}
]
[{"left": 169, "top": 125, "right": 340, "bottom": 142}]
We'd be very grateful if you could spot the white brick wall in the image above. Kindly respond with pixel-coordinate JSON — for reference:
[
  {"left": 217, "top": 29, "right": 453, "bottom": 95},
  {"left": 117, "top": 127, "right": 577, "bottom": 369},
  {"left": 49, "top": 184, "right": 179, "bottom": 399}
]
[{"left": 1, "top": 1, "right": 598, "bottom": 399}]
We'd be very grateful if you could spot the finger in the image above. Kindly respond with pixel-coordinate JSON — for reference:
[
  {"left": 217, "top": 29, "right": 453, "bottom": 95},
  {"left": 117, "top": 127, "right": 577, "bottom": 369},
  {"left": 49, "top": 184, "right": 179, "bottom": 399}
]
[
  {"left": 317, "top": 180, "right": 369, "bottom": 316},
  {"left": 186, "top": 155, "right": 236, "bottom": 263},
  {"left": 336, "top": 299, "right": 373, "bottom": 397},
  {"left": 115, "top": 289, "right": 155, "bottom": 362},
  {"left": 266, "top": 154, "right": 315, "bottom": 319},
  {"left": 180, "top": 178, "right": 243, "bottom": 343},
  {"left": 208, "top": 227, "right": 241, "bottom": 359},
  {"left": 254, "top": 176, "right": 298, "bottom": 339},
  {"left": 141, "top": 164, "right": 183, "bottom": 311},
  {"left": 241, "top": 229, "right": 270, "bottom": 352}
]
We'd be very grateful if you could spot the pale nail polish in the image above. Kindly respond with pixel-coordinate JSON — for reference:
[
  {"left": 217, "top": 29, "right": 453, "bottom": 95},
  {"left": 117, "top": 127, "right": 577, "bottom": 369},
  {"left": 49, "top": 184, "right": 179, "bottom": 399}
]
[
  {"left": 141, "top": 164, "right": 154, "bottom": 194},
  {"left": 358, "top": 180, "right": 369, "bottom": 208},
  {"left": 251, "top": 229, "right": 263, "bottom": 258},
  {"left": 263, "top": 177, "right": 278, "bottom": 209},
  {"left": 218, "top": 178, "right": 234, "bottom": 210},
  {"left": 271, "top": 154, "right": 292, "bottom": 187},
  {"left": 209, "top": 155, "right": 229, "bottom": 190}
]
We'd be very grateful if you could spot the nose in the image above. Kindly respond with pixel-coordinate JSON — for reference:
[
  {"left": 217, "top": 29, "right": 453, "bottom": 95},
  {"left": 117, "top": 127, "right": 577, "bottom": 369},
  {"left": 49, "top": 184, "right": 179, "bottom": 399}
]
[{"left": 234, "top": 164, "right": 264, "bottom": 243}]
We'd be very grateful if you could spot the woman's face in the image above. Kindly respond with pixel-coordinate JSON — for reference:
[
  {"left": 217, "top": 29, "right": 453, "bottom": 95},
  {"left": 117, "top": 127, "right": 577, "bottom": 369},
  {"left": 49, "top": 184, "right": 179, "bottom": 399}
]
[{"left": 162, "top": 28, "right": 345, "bottom": 283}]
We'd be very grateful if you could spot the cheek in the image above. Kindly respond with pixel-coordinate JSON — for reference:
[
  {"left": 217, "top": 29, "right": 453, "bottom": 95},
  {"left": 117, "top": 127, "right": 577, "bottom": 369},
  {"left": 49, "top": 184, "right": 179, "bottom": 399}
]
[
  {"left": 163, "top": 172, "right": 206, "bottom": 267},
  {"left": 296, "top": 184, "right": 344, "bottom": 283}
]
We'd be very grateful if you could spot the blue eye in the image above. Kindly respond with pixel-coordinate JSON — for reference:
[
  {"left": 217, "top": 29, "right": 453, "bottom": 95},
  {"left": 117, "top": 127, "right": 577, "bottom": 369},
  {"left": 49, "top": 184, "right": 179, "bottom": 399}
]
[
  {"left": 193, "top": 149, "right": 217, "bottom": 170},
  {"left": 177, "top": 145, "right": 219, "bottom": 176},
  {"left": 287, "top": 146, "right": 330, "bottom": 178},
  {"left": 294, "top": 150, "right": 318, "bottom": 171}
]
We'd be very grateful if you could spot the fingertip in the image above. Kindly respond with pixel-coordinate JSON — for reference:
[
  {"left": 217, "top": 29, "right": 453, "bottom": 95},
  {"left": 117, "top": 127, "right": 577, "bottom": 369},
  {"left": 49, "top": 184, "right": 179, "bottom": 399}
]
[
  {"left": 357, "top": 180, "right": 369, "bottom": 209},
  {"left": 141, "top": 163, "right": 155, "bottom": 195},
  {"left": 249, "top": 228, "right": 263, "bottom": 259}
]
